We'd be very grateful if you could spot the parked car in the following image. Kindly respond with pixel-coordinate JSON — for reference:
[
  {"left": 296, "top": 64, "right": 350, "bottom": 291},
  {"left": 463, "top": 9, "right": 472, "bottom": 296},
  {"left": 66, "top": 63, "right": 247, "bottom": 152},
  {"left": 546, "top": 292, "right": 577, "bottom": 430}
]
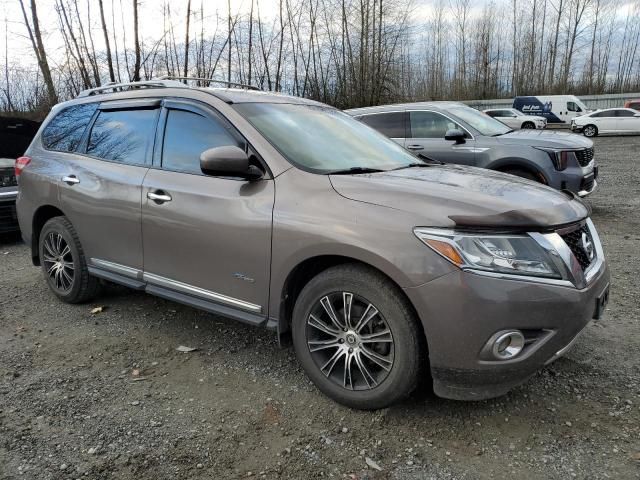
[
  {"left": 571, "top": 108, "right": 640, "bottom": 137},
  {"left": 513, "top": 95, "right": 590, "bottom": 124},
  {"left": 624, "top": 99, "right": 640, "bottom": 110},
  {"left": 0, "top": 117, "right": 40, "bottom": 234},
  {"left": 17, "top": 80, "right": 609, "bottom": 409},
  {"left": 0, "top": 158, "right": 19, "bottom": 233},
  {"left": 483, "top": 108, "right": 547, "bottom": 130},
  {"left": 347, "top": 102, "right": 598, "bottom": 197}
]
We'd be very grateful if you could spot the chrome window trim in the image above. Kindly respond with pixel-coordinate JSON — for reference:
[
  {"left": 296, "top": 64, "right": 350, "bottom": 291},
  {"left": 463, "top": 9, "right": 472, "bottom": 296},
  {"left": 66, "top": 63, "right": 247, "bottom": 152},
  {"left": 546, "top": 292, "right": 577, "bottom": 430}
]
[{"left": 143, "top": 272, "right": 262, "bottom": 313}]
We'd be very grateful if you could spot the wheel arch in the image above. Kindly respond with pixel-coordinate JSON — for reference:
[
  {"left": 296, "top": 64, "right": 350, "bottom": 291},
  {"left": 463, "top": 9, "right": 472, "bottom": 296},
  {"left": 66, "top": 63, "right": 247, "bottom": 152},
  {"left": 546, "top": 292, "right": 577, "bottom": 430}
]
[
  {"left": 31, "top": 205, "right": 66, "bottom": 265},
  {"left": 489, "top": 158, "right": 549, "bottom": 184},
  {"left": 275, "top": 254, "right": 426, "bottom": 348}
]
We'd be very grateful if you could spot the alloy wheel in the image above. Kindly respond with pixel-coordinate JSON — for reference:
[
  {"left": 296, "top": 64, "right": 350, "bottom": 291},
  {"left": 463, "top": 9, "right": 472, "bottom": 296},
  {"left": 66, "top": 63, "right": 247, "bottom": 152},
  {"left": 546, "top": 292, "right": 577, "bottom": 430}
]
[
  {"left": 584, "top": 126, "right": 596, "bottom": 137},
  {"left": 42, "top": 232, "right": 75, "bottom": 293},
  {"left": 306, "top": 292, "right": 395, "bottom": 391}
]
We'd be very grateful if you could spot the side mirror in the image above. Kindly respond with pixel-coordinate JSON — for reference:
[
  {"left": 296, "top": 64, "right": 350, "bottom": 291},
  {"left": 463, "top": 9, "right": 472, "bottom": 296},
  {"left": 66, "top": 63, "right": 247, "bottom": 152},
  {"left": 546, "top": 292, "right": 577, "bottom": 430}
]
[
  {"left": 444, "top": 129, "right": 466, "bottom": 144},
  {"left": 200, "top": 146, "right": 263, "bottom": 180}
]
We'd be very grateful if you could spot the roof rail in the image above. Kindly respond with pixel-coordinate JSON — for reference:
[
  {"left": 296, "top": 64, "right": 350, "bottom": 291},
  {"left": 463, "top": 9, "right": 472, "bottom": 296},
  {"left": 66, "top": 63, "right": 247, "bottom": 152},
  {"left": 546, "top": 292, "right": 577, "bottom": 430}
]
[
  {"left": 78, "top": 79, "right": 187, "bottom": 98},
  {"left": 157, "top": 75, "right": 260, "bottom": 91}
]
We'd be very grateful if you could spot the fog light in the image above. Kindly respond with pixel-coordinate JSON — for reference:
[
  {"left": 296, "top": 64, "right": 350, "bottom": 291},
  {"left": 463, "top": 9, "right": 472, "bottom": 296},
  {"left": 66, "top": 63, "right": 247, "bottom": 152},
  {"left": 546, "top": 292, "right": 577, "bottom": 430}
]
[{"left": 491, "top": 331, "right": 525, "bottom": 360}]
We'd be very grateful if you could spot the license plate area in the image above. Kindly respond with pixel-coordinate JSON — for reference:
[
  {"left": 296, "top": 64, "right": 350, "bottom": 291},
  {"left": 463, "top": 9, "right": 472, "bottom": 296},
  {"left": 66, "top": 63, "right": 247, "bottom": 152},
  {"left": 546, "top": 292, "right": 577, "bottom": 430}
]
[{"left": 593, "top": 284, "right": 610, "bottom": 320}]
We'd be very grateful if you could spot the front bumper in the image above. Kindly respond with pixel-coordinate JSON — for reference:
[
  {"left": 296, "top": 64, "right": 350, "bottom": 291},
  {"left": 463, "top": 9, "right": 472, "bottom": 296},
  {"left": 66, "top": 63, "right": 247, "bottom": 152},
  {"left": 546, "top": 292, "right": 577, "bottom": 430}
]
[
  {"left": 403, "top": 260, "right": 610, "bottom": 401},
  {"left": 0, "top": 188, "right": 19, "bottom": 233}
]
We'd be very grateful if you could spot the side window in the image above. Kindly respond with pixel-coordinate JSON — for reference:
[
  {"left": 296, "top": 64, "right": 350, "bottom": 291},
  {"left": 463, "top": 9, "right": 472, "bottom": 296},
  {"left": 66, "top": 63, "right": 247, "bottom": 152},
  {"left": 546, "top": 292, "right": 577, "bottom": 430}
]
[
  {"left": 87, "top": 108, "right": 158, "bottom": 165},
  {"left": 161, "top": 109, "right": 241, "bottom": 175},
  {"left": 485, "top": 111, "right": 499, "bottom": 118},
  {"left": 359, "top": 112, "right": 405, "bottom": 138},
  {"left": 567, "top": 101, "right": 582, "bottom": 112},
  {"left": 410, "top": 111, "right": 462, "bottom": 139},
  {"left": 42, "top": 103, "right": 98, "bottom": 152},
  {"left": 615, "top": 109, "right": 634, "bottom": 117}
]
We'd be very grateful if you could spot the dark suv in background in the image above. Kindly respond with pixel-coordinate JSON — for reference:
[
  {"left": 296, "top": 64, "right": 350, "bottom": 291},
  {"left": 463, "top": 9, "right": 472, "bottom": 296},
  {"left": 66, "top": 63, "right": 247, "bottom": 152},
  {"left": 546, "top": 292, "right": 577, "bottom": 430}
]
[
  {"left": 16, "top": 80, "right": 609, "bottom": 409},
  {"left": 347, "top": 102, "right": 598, "bottom": 197}
]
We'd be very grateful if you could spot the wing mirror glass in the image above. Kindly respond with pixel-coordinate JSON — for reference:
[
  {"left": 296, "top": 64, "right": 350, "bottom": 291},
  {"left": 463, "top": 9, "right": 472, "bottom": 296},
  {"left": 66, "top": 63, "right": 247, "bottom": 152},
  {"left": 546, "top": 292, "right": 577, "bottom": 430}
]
[
  {"left": 200, "top": 146, "right": 263, "bottom": 180},
  {"left": 444, "top": 129, "right": 466, "bottom": 144}
]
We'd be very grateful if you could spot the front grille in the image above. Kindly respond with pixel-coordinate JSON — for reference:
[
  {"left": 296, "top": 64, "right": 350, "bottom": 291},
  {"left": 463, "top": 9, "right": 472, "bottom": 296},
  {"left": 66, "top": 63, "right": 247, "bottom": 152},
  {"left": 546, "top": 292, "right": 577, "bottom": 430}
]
[
  {"left": 560, "top": 224, "right": 595, "bottom": 270},
  {"left": 0, "top": 203, "right": 18, "bottom": 232},
  {"left": 575, "top": 148, "right": 594, "bottom": 167},
  {"left": 1, "top": 168, "right": 17, "bottom": 188}
]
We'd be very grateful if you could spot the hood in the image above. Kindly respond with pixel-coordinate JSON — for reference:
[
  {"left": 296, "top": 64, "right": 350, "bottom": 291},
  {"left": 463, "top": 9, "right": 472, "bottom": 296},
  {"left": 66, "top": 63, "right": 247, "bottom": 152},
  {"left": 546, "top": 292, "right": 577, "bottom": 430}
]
[
  {"left": 330, "top": 165, "right": 589, "bottom": 230},
  {"left": 495, "top": 129, "right": 593, "bottom": 149}
]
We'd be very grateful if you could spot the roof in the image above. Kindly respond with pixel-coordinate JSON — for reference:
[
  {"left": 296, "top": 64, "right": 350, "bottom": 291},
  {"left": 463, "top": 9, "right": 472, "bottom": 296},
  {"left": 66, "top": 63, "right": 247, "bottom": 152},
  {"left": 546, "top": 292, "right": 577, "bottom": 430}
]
[
  {"left": 345, "top": 101, "right": 466, "bottom": 115},
  {"left": 202, "top": 87, "right": 326, "bottom": 106}
]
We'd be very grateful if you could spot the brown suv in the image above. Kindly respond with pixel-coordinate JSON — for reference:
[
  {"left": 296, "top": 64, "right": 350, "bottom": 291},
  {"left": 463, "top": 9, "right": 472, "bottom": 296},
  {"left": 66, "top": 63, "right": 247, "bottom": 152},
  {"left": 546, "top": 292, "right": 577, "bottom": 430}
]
[{"left": 16, "top": 79, "right": 610, "bottom": 409}]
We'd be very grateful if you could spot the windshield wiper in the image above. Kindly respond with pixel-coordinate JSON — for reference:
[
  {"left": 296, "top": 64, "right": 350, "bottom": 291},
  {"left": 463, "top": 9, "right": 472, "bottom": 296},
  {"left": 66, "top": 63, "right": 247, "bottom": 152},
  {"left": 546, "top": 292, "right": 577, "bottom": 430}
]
[
  {"left": 392, "top": 156, "right": 443, "bottom": 170},
  {"left": 327, "top": 167, "right": 386, "bottom": 175}
]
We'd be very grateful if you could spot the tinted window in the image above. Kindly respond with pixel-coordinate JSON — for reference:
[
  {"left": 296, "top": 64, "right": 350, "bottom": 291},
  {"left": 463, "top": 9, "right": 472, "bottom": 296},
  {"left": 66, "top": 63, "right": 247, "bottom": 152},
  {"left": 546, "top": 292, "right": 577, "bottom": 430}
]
[
  {"left": 591, "top": 110, "right": 614, "bottom": 118},
  {"left": 87, "top": 109, "right": 157, "bottom": 165},
  {"left": 410, "top": 111, "right": 462, "bottom": 139},
  {"left": 628, "top": 102, "right": 640, "bottom": 110},
  {"left": 42, "top": 103, "right": 98, "bottom": 152},
  {"left": 485, "top": 111, "right": 499, "bottom": 118},
  {"left": 162, "top": 109, "right": 241, "bottom": 174},
  {"left": 359, "top": 112, "right": 405, "bottom": 138},
  {"left": 615, "top": 109, "right": 634, "bottom": 117}
]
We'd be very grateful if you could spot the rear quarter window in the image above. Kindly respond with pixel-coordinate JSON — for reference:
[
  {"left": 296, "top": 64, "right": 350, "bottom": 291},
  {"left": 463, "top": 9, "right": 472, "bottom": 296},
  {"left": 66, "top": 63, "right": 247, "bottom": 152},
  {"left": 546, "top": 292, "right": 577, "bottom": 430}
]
[{"left": 42, "top": 103, "right": 98, "bottom": 152}]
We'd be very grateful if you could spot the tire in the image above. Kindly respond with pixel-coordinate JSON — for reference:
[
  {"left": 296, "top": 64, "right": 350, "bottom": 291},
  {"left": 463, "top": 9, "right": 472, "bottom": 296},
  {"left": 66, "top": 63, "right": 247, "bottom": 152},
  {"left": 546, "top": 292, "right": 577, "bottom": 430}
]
[
  {"left": 291, "top": 264, "right": 424, "bottom": 409},
  {"left": 502, "top": 168, "right": 541, "bottom": 183},
  {"left": 39, "top": 216, "right": 100, "bottom": 304},
  {"left": 583, "top": 124, "right": 598, "bottom": 137},
  {"left": 521, "top": 121, "right": 535, "bottom": 129}
]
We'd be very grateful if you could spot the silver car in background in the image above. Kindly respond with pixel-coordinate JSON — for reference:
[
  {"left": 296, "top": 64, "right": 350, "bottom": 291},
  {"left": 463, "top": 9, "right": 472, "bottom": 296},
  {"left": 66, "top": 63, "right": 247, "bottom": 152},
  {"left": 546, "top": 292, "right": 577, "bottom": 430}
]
[{"left": 347, "top": 102, "right": 597, "bottom": 196}]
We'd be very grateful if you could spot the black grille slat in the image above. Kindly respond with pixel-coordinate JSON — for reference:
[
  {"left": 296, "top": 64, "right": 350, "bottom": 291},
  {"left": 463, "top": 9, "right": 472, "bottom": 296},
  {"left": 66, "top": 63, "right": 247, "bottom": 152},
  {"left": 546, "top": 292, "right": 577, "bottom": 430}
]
[
  {"left": 0, "top": 168, "right": 17, "bottom": 188},
  {"left": 575, "top": 148, "right": 594, "bottom": 167},
  {"left": 560, "top": 225, "right": 593, "bottom": 270},
  {"left": 581, "top": 176, "right": 594, "bottom": 192}
]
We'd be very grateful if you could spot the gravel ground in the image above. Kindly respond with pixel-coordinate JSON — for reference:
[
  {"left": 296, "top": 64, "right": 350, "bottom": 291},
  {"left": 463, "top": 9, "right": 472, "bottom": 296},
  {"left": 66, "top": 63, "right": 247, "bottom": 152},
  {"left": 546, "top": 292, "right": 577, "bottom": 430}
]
[{"left": 1, "top": 136, "right": 639, "bottom": 480}]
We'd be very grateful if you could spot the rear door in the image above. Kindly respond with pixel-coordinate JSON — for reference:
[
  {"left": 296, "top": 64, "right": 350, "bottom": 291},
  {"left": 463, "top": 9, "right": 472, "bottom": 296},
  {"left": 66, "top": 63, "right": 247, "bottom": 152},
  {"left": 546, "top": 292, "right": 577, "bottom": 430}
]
[
  {"left": 141, "top": 100, "right": 274, "bottom": 320},
  {"left": 615, "top": 109, "right": 640, "bottom": 133},
  {"left": 592, "top": 110, "right": 617, "bottom": 133},
  {"left": 406, "top": 110, "right": 476, "bottom": 165},
  {"left": 59, "top": 99, "right": 159, "bottom": 272}
]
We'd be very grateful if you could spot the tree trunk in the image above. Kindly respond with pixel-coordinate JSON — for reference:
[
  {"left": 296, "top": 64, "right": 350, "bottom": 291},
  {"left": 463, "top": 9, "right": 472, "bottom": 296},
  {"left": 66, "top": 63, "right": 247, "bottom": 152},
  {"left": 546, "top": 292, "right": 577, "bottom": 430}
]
[{"left": 98, "top": 0, "right": 116, "bottom": 82}]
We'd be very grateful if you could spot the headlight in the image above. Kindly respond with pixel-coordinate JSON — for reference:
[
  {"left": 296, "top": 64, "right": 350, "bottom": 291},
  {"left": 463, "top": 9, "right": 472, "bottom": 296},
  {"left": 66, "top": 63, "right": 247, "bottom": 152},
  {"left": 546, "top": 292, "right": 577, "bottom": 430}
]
[
  {"left": 534, "top": 147, "right": 568, "bottom": 171},
  {"left": 414, "top": 228, "right": 565, "bottom": 279}
]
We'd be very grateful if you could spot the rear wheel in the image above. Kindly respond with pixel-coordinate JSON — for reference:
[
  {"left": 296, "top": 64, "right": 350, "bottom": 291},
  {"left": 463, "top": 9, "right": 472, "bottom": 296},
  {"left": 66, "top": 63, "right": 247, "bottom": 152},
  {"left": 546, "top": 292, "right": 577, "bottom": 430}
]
[
  {"left": 39, "top": 216, "right": 100, "bottom": 303},
  {"left": 521, "top": 121, "right": 535, "bottom": 129},
  {"left": 583, "top": 124, "right": 598, "bottom": 137},
  {"left": 292, "top": 264, "right": 424, "bottom": 409}
]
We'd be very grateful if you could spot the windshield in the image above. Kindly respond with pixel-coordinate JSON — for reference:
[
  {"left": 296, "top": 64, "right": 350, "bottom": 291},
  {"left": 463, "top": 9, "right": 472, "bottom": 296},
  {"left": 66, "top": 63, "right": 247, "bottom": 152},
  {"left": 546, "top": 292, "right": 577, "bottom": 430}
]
[
  {"left": 448, "top": 106, "right": 512, "bottom": 136},
  {"left": 233, "top": 103, "right": 419, "bottom": 173}
]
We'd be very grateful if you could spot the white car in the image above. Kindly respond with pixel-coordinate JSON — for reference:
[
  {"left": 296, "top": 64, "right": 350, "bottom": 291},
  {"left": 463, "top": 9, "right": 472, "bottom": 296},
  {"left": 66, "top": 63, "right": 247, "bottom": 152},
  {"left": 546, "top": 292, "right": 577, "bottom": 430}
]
[
  {"left": 483, "top": 108, "right": 547, "bottom": 130},
  {"left": 571, "top": 108, "right": 640, "bottom": 137}
]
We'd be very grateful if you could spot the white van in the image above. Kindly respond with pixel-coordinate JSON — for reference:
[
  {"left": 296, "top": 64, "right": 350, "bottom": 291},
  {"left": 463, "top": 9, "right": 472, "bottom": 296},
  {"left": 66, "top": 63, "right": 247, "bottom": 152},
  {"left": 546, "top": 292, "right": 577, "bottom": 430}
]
[{"left": 513, "top": 95, "right": 590, "bottom": 124}]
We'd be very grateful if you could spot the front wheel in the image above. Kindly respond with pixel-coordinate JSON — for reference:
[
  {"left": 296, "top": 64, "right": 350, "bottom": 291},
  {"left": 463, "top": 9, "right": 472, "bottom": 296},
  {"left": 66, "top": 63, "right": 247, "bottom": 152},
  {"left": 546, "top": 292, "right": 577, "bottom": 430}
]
[
  {"left": 521, "top": 121, "right": 535, "bottom": 129},
  {"left": 583, "top": 124, "right": 598, "bottom": 137},
  {"left": 39, "top": 216, "right": 100, "bottom": 303},
  {"left": 292, "top": 264, "right": 424, "bottom": 409}
]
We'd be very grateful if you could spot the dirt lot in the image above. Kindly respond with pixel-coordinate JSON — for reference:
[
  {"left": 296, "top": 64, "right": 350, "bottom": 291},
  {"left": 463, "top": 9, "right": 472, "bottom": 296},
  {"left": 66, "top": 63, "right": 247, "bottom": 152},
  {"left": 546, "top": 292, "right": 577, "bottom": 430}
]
[{"left": 1, "top": 136, "right": 639, "bottom": 480}]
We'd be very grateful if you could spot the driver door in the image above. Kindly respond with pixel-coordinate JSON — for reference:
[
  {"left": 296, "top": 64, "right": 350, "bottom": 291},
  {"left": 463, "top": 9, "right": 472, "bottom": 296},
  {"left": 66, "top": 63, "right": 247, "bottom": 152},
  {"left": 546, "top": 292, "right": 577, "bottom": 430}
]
[
  {"left": 405, "top": 110, "right": 476, "bottom": 165},
  {"left": 141, "top": 100, "right": 274, "bottom": 321}
]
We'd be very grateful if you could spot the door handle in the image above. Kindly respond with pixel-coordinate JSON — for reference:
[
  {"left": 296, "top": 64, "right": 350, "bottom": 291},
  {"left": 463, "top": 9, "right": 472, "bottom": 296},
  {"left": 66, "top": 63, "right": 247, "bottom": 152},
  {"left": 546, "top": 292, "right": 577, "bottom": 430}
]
[
  {"left": 147, "top": 190, "right": 172, "bottom": 203},
  {"left": 62, "top": 175, "right": 80, "bottom": 185},
  {"left": 406, "top": 144, "right": 424, "bottom": 151}
]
